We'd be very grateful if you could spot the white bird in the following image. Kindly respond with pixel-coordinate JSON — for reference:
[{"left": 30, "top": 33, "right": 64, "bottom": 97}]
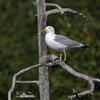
[{"left": 42, "top": 26, "right": 90, "bottom": 62}]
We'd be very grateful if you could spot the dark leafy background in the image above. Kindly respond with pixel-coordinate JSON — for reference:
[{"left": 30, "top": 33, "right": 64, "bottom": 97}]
[{"left": 0, "top": 0, "right": 100, "bottom": 100}]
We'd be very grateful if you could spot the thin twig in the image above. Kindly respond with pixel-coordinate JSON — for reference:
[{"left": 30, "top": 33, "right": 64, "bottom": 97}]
[
  {"left": 46, "top": 3, "right": 85, "bottom": 18},
  {"left": 93, "top": 78, "right": 100, "bottom": 82},
  {"left": 16, "top": 80, "right": 39, "bottom": 84},
  {"left": 8, "top": 64, "right": 42, "bottom": 100}
]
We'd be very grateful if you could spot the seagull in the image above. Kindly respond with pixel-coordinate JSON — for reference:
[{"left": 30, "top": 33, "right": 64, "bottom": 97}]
[{"left": 42, "top": 26, "right": 90, "bottom": 62}]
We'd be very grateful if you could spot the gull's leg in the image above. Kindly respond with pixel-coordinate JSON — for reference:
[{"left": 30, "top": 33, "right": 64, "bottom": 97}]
[{"left": 63, "top": 50, "right": 66, "bottom": 62}]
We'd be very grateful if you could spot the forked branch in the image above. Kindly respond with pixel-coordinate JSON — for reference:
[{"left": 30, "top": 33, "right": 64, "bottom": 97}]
[
  {"left": 8, "top": 64, "right": 41, "bottom": 100},
  {"left": 8, "top": 54, "right": 100, "bottom": 100},
  {"left": 48, "top": 54, "right": 100, "bottom": 99},
  {"left": 46, "top": 3, "right": 85, "bottom": 18},
  {"left": 59, "top": 62, "right": 94, "bottom": 99}
]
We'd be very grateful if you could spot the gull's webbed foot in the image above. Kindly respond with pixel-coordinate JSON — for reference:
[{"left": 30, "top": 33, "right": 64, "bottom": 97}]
[
  {"left": 54, "top": 51, "right": 67, "bottom": 62},
  {"left": 55, "top": 54, "right": 62, "bottom": 62}
]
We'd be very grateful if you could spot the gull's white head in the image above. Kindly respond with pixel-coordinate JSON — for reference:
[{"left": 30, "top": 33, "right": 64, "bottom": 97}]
[{"left": 42, "top": 26, "right": 55, "bottom": 33}]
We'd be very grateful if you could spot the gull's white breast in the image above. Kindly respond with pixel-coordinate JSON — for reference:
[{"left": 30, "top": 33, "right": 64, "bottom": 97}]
[{"left": 45, "top": 33, "right": 66, "bottom": 51}]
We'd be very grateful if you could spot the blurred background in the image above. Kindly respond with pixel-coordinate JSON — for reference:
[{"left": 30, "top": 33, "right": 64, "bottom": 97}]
[{"left": 0, "top": 0, "right": 100, "bottom": 100}]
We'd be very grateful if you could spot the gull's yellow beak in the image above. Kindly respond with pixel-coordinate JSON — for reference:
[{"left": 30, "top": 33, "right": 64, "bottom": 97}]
[{"left": 42, "top": 29, "right": 46, "bottom": 32}]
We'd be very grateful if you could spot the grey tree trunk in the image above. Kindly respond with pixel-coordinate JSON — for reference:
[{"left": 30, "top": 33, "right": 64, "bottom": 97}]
[{"left": 37, "top": 0, "right": 50, "bottom": 100}]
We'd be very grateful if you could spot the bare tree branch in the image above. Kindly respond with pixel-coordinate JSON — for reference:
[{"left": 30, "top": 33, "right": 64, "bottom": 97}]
[
  {"left": 8, "top": 54, "right": 100, "bottom": 100},
  {"left": 46, "top": 3, "right": 62, "bottom": 13},
  {"left": 16, "top": 80, "right": 39, "bottom": 84},
  {"left": 93, "top": 78, "right": 100, "bottom": 82},
  {"left": 46, "top": 3, "right": 85, "bottom": 18},
  {"left": 8, "top": 64, "right": 42, "bottom": 100},
  {"left": 48, "top": 54, "right": 100, "bottom": 99}
]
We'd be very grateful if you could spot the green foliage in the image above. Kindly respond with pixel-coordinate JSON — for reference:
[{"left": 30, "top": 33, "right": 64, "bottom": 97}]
[{"left": 0, "top": 0, "right": 100, "bottom": 100}]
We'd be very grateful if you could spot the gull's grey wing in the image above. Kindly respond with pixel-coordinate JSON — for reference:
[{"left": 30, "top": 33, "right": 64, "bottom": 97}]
[{"left": 54, "top": 34, "right": 83, "bottom": 49}]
